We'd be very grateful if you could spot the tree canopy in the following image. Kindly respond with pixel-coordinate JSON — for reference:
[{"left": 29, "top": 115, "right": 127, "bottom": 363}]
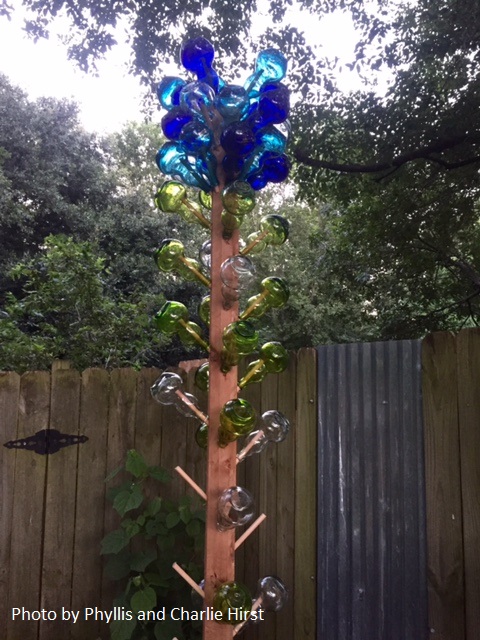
[{"left": 1, "top": 0, "right": 480, "bottom": 371}]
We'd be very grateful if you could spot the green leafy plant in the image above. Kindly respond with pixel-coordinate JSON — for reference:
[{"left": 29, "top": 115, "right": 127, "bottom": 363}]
[{"left": 101, "top": 450, "right": 205, "bottom": 640}]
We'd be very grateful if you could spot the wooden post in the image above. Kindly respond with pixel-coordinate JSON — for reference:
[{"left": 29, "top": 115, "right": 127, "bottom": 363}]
[{"left": 203, "top": 176, "right": 239, "bottom": 639}]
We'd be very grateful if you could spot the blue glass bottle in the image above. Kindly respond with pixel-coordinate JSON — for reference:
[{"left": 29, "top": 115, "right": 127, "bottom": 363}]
[
  {"left": 215, "top": 84, "right": 248, "bottom": 122},
  {"left": 180, "top": 37, "right": 221, "bottom": 92},
  {"left": 244, "top": 48, "right": 288, "bottom": 95},
  {"left": 161, "top": 106, "right": 193, "bottom": 140},
  {"left": 156, "top": 76, "right": 186, "bottom": 110},
  {"left": 221, "top": 122, "right": 256, "bottom": 158}
]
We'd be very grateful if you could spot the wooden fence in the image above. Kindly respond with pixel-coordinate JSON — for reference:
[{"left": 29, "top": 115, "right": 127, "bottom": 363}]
[
  {"left": 422, "top": 330, "right": 480, "bottom": 640},
  {"left": 0, "top": 350, "right": 316, "bottom": 640},
  {"left": 1, "top": 330, "right": 479, "bottom": 640}
]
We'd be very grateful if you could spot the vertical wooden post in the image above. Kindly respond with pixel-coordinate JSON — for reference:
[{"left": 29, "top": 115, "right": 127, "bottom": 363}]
[{"left": 203, "top": 178, "right": 239, "bottom": 639}]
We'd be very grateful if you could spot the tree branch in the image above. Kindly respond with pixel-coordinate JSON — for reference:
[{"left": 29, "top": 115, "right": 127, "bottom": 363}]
[{"left": 293, "top": 133, "right": 480, "bottom": 174}]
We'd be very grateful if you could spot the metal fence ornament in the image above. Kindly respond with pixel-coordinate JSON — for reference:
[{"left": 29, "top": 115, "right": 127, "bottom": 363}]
[{"left": 3, "top": 429, "right": 88, "bottom": 455}]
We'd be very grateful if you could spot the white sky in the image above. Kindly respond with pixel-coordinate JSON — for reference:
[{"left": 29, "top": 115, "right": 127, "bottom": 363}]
[{"left": 0, "top": 5, "right": 365, "bottom": 134}]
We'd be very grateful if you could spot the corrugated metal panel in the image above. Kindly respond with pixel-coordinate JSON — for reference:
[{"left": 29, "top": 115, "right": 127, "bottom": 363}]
[{"left": 317, "top": 340, "right": 428, "bottom": 640}]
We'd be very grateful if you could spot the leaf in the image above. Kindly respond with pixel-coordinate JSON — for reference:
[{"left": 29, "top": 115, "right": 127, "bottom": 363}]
[
  {"left": 157, "top": 532, "right": 175, "bottom": 551},
  {"left": 105, "top": 551, "right": 132, "bottom": 579},
  {"left": 110, "top": 618, "right": 138, "bottom": 640},
  {"left": 129, "top": 548, "right": 157, "bottom": 572},
  {"left": 101, "top": 529, "right": 130, "bottom": 555},
  {"left": 121, "top": 518, "right": 141, "bottom": 540},
  {"left": 145, "top": 519, "right": 167, "bottom": 537},
  {"left": 130, "top": 586, "right": 157, "bottom": 615},
  {"left": 148, "top": 465, "right": 171, "bottom": 483},
  {"left": 165, "top": 511, "right": 180, "bottom": 529},
  {"left": 125, "top": 449, "right": 148, "bottom": 478},
  {"left": 154, "top": 619, "right": 184, "bottom": 640},
  {"left": 144, "top": 572, "right": 171, "bottom": 588},
  {"left": 105, "top": 464, "right": 123, "bottom": 483},
  {"left": 179, "top": 505, "right": 192, "bottom": 524},
  {"left": 113, "top": 484, "right": 143, "bottom": 516},
  {"left": 185, "top": 519, "right": 201, "bottom": 538},
  {"left": 144, "top": 496, "right": 162, "bottom": 517},
  {"left": 107, "top": 481, "right": 132, "bottom": 503}
]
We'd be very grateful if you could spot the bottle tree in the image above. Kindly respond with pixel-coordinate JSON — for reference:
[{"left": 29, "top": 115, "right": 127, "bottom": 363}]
[{"left": 151, "top": 37, "right": 291, "bottom": 639}]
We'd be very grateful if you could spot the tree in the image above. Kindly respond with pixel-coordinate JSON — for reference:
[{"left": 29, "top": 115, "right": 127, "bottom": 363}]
[
  {"left": 0, "top": 235, "right": 171, "bottom": 371},
  {"left": 0, "top": 73, "right": 113, "bottom": 299},
  {"left": 0, "top": 79, "right": 209, "bottom": 369},
  {"left": 7, "top": 0, "right": 480, "bottom": 336}
]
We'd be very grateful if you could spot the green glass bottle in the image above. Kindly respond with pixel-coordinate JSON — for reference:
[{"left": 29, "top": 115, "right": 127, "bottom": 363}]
[
  {"left": 155, "top": 181, "right": 210, "bottom": 228},
  {"left": 263, "top": 276, "right": 290, "bottom": 307},
  {"left": 222, "top": 181, "right": 256, "bottom": 216},
  {"left": 199, "top": 190, "right": 212, "bottom": 210},
  {"left": 243, "top": 230, "right": 268, "bottom": 255},
  {"left": 154, "top": 238, "right": 185, "bottom": 272},
  {"left": 238, "top": 358, "right": 267, "bottom": 388},
  {"left": 213, "top": 581, "right": 252, "bottom": 625},
  {"left": 198, "top": 295, "right": 211, "bottom": 325},
  {"left": 219, "top": 398, "right": 256, "bottom": 446},
  {"left": 154, "top": 301, "right": 188, "bottom": 334},
  {"left": 242, "top": 292, "right": 270, "bottom": 320},
  {"left": 194, "top": 362, "right": 209, "bottom": 392},
  {"left": 154, "top": 239, "right": 211, "bottom": 287},
  {"left": 242, "top": 214, "right": 290, "bottom": 256},
  {"left": 221, "top": 210, "right": 244, "bottom": 237},
  {"left": 238, "top": 342, "right": 289, "bottom": 388},
  {"left": 221, "top": 320, "right": 259, "bottom": 372},
  {"left": 177, "top": 256, "right": 205, "bottom": 282},
  {"left": 261, "top": 214, "right": 290, "bottom": 245},
  {"left": 177, "top": 319, "right": 207, "bottom": 347},
  {"left": 241, "top": 276, "right": 289, "bottom": 320},
  {"left": 195, "top": 422, "right": 208, "bottom": 449},
  {"left": 261, "top": 341, "right": 289, "bottom": 372}
]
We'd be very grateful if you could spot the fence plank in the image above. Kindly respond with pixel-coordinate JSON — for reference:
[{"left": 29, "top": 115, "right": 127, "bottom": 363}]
[
  {"left": 6, "top": 371, "right": 50, "bottom": 640},
  {"left": 101, "top": 368, "right": 138, "bottom": 611},
  {"left": 71, "top": 368, "right": 110, "bottom": 640},
  {"left": 294, "top": 348, "right": 317, "bottom": 639},
  {"left": 456, "top": 329, "right": 480, "bottom": 640},
  {"left": 158, "top": 368, "right": 188, "bottom": 503},
  {"left": 422, "top": 332, "right": 465, "bottom": 640},
  {"left": 240, "top": 378, "right": 262, "bottom": 640},
  {"left": 39, "top": 369, "right": 81, "bottom": 640},
  {"left": 275, "top": 352, "right": 297, "bottom": 640},
  {"left": 258, "top": 371, "right": 279, "bottom": 640},
  {"left": 0, "top": 372, "right": 21, "bottom": 631},
  {"left": 183, "top": 364, "right": 207, "bottom": 499},
  {"left": 134, "top": 368, "right": 162, "bottom": 466}
]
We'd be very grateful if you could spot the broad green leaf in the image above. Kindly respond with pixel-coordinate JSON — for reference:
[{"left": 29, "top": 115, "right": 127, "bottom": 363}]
[
  {"left": 157, "top": 532, "right": 175, "bottom": 551},
  {"left": 130, "top": 548, "right": 157, "bottom": 572},
  {"left": 105, "top": 551, "right": 132, "bottom": 579},
  {"left": 130, "top": 586, "right": 156, "bottom": 615},
  {"left": 179, "top": 506, "right": 192, "bottom": 525},
  {"left": 101, "top": 529, "right": 129, "bottom": 555},
  {"left": 122, "top": 518, "right": 141, "bottom": 540},
  {"left": 185, "top": 519, "right": 201, "bottom": 538},
  {"left": 113, "top": 484, "right": 143, "bottom": 516},
  {"left": 148, "top": 466, "right": 171, "bottom": 483},
  {"left": 105, "top": 464, "right": 123, "bottom": 483},
  {"left": 165, "top": 511, "right": 180, "bottom": 529},
  {"left": 125, "top": 449, "right": 148, "bottom": 478},
  {"left": 110, "top": 618, "right": 138, "bottom": 640},
  {"left": 144, "top": 496, "right": 162, "bottom": 517},
  {"left": 144, "top": 572, "right": 171, "bottom": 588},
  {"left": 154, "top": 619, "right": 184, "bottom": 640}
]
